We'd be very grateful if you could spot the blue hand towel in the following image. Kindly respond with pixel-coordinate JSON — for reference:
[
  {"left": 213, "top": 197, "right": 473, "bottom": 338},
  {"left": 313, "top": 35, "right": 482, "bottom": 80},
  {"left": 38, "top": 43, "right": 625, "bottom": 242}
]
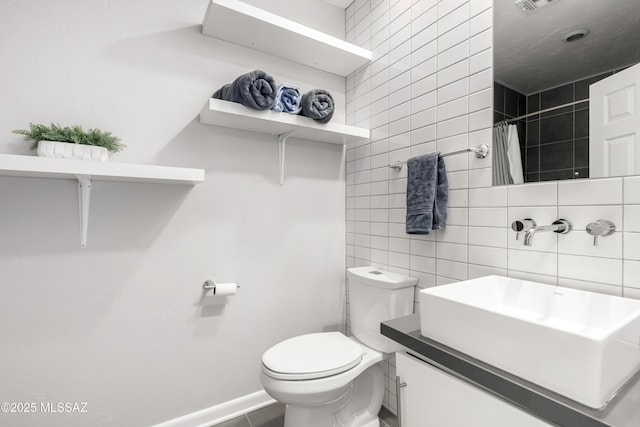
[
  {"left": 301, "top": 89, "right": 335, "bottom": 123},
  {"left": 406, "top": 153, "right": 448, "bottom": 234},
  {"left": 273, "top": 84, "right": 302, "bottom": 114},
  {"left": 212, "top": 70, "right": 277, "bottom": 110}
]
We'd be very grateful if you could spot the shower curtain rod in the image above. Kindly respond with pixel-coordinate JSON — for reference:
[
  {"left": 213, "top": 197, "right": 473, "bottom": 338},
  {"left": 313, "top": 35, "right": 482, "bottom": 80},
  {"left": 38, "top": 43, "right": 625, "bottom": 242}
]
[{"left": 496, "top": 98, "right": 589, "bottom": 125}]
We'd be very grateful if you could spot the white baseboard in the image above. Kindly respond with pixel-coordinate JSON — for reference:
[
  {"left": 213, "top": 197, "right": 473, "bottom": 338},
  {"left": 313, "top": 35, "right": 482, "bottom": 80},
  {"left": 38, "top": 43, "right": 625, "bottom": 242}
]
[{"left": 154, "top": 390, "right": 276, "bottom": 427}]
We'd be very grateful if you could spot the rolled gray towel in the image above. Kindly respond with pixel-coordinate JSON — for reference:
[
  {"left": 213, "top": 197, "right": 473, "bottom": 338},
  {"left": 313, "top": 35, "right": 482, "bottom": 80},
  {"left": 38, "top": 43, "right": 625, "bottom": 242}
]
[
  {"left": 301, "top": 89, "right": 335, "bottom": 123},
  {"left": 212, "top": 70, "right": 277, "bottom": 110}
]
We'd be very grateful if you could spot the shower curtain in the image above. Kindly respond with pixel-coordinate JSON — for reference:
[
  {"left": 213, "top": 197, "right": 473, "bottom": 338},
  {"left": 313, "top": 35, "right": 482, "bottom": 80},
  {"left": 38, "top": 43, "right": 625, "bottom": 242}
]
[
  {"left": 493, "top": 123, "right": 512, "bottom": 186},
  {"left": 507, "top": 124, "right": 524, "bottom": 184},
  {"left": 492, "top": 123, "right": 524, "bottom": 185}
]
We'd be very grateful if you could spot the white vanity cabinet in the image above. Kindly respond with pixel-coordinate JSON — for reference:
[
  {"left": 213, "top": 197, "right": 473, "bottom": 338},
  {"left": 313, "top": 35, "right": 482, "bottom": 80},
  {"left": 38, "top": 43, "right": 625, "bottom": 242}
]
[{"left": 395, "top": 352, "right": 553, "bottom": 427}]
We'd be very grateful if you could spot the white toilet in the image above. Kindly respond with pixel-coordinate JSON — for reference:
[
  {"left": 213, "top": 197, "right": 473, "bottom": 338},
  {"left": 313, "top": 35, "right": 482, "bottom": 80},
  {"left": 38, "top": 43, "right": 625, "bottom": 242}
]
[{"left": 260, "top": 267, "right": 417, "bottom": 427}]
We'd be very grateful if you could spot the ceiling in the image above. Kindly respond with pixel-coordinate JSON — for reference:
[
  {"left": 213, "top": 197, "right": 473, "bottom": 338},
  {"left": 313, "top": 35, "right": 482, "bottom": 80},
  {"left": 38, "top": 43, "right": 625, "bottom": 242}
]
[
  {"left": 494, "top": 0, "right": 640, "bottom": 94},
  {"left": 322, "top": 0, "right": 353, "bottom": 8}
]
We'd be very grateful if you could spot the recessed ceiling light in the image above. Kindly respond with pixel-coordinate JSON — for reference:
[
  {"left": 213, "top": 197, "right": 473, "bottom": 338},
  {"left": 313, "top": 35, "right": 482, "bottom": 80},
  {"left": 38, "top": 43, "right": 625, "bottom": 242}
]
[{"left": 562, "top": 29, "right": 590, "bottom": 42}]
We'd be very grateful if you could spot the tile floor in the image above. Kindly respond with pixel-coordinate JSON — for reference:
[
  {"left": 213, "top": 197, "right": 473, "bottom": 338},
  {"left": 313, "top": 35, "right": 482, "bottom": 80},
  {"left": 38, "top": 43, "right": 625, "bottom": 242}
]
[
  {"left": 379, "top": 407, "right": 399, "bottom": 427},
  {"left": 214, "top": 403, "right": 398, "bottom": 427}
]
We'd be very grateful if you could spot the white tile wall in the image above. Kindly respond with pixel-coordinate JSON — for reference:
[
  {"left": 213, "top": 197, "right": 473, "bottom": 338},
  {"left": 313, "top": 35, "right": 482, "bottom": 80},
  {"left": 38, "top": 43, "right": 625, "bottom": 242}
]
[
  {"left": 345, "top": 0, "right": 640, "bottom": 414},
  {"left": 558, "top": 178, "right": 623, "bottom": 205},
  {"left": 558, "top": 254, "right": 623, "bottom": 286}
]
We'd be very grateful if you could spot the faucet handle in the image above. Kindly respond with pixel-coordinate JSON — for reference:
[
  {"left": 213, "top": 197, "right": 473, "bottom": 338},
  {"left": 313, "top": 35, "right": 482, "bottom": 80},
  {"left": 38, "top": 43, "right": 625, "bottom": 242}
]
[
  {"left": 586, "top": 219, "right": 616, "bottom": 246},
  {"left": 511, "top": 219, "right": 536, "bottom": 241}
]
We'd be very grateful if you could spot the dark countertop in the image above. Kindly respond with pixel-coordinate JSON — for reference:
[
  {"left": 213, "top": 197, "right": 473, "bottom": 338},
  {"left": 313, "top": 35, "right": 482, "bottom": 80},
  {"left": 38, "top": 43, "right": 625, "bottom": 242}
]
[{"left": 381, "top": 314, "right": 640, "bottom": 427}]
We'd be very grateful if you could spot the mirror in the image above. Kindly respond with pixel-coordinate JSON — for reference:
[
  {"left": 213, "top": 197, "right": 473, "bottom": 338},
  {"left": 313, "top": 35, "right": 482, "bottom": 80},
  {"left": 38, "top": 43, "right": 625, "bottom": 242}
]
[{"left": 493, "top": 0, "right": 640, "bottom": 185}]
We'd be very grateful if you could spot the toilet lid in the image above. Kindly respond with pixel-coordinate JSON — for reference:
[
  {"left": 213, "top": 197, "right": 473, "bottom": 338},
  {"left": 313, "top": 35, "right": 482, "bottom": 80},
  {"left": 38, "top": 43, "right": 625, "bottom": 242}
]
[{"left": 262, "top": 332, "right": 363, "bottom": 380}]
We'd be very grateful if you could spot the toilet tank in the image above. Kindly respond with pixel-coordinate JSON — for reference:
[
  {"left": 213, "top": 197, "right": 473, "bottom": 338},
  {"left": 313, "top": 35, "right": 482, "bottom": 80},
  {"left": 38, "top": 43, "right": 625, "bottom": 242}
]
[{"left": 347, "top": 267, "right": 417, "bottom": 353}]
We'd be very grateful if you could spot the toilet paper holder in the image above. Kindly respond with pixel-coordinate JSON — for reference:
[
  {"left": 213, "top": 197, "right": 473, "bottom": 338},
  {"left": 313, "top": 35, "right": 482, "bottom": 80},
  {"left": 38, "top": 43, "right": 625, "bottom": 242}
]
[{"left": 203, "top": 280, "right": 240, "bottom": 293}]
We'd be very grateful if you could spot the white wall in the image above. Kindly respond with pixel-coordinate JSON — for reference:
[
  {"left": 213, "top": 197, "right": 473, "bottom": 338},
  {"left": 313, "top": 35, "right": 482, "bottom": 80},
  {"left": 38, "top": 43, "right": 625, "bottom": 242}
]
[
  {"left": 344, "top": 0, "right": 640, "bottom": 414},
  {"left": 0, "top": 1, "right": 346, "bottom": 426}
]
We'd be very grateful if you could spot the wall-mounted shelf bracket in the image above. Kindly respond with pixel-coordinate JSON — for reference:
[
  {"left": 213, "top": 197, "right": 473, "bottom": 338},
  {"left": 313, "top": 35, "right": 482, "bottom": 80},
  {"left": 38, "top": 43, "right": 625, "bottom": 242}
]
[
  {"left": 0, "top": 154, "right": 204, "bottom": 248},
  {"left": 278, "top": 130, "right": 297, "bottom": 186},
  {"left": 76, "top": 175, "right": 92, "bottom": 248}
]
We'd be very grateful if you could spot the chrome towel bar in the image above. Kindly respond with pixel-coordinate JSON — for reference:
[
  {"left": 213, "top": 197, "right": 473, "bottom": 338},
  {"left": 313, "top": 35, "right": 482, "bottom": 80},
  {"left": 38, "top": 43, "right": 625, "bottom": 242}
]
[{"left": 389, "top": 144, "right": 489, "bottom": 172}]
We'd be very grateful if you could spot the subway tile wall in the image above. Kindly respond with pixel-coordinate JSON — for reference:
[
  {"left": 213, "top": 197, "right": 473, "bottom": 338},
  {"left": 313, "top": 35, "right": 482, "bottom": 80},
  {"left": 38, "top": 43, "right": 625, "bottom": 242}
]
[
  {"left": 345, "top": 0, "right": 494, "bottom": 413},
  {"left": 344, "top": 0, "right": 640, "bottom": 415}
]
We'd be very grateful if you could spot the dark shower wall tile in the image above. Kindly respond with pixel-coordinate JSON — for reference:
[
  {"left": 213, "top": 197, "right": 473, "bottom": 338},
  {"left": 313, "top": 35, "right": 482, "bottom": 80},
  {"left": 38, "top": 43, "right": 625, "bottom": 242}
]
[
  {"left": 575, "top": 167, "right": 589, "bottom": 179},
  {"left": 497, "top": 75, "right": 601, "bottom": 183},
  {"left": 517, "top": 121, "right": 527, "bottom": 148},
  {"left": 540, "top": 169, "right": 576, "bottom": 181},
  {"left": 526, "top": 119, "right": 540, "bottom": 147},
  {"left": 526, "top": 172, "right": 540, "bottom": 182},
  {"left": 540, "top": 141, "right": 574, "bottom": 171},
  {"left": 526, "top": 146, "right": 539, "bottom": 173},
  {"left": 575, "top": 72, "right": 613, "bottom": 100},
  {"left": 575, "top": 138, "right": 589, "bottom": 168},
  {"left": 575, "top": 109, "right": 589, "bottom": 138},
  {"left": 505, "top": 88, "right": 520, "bottom": 117},
  {"left": 543, "top": 106, "right": 574, "bottom": 118},
  {"left": 541, "top": 83, "right": 574, "bottom": 109},
  {"left": 494, "top": 82, "right": 506, "bottom": 114},
  {"left": 527, "top": 93, "right": 540, "bottom": 116},
  {"left": 495, "top": 82, "right": 526, "bottom": 118},
  {"left": 540, "top": 112, "right": 574, "bottom": 144},
  {"left": 518, "top": 92, "right": 527, "bottom": 116},
  {"left": 541, "top": 83, "right": 574, "bottom": 117},
  {"left": 575, "top": 100, "right": 590, "bottom": 111},
  {"left": 494, "top": 82, "right": 527, "bottom": 124},
  {"left": 525, "top": 66, "right": 628, "bottom": 182}
]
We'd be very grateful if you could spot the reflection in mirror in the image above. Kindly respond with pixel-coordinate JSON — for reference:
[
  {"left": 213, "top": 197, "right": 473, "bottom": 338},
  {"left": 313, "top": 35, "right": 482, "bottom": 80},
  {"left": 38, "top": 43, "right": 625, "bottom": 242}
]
[{"left": 492, "top": 0, "right": 640, "bottom": 186}]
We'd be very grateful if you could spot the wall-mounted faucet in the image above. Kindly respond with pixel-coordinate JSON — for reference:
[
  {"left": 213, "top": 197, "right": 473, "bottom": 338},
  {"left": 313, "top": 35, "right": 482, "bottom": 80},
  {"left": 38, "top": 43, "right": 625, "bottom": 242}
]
[
  {"left": 586, "top": 219, "right": 616, "bottom": 246},
  {"left": 511, "top": 219, "right": 571, "bottom": 246},
  {"left": 511, "top": 218, "right": 536, "bottom": 241}
]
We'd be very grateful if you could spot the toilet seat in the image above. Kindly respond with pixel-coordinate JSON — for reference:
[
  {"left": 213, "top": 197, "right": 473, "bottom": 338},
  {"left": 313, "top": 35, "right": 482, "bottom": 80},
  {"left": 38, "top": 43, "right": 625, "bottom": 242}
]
[{"left": 262, "top": 332, "right": 363, "bottom": 381}]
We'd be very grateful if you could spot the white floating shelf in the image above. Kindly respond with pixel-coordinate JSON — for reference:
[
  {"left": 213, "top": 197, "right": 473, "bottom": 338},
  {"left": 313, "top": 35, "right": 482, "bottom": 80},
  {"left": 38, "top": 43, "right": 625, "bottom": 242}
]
[
  {"left": 202, "top": 0, "right": 371, "bottom": 77},
  {"left": 0, "top": 154, "right": 204, "bottom": 248},
  {"left": 0, "top": 154, "right": 205, "bottom": 185},
  {"left": 200, "top": 98, "right": 369, "bottom": 145}
]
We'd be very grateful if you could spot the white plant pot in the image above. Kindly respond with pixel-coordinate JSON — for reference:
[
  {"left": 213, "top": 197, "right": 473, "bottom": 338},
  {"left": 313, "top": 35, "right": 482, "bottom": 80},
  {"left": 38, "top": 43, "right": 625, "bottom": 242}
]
[{"left": 36, "top": 140, "right": 110, "bottom": 162}]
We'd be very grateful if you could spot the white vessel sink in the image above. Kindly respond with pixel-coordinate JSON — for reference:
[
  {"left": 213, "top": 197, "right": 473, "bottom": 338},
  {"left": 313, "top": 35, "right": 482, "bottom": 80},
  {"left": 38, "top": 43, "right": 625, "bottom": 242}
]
[{"left": 419, "top": 275, "right": 640, "bottom": 409}]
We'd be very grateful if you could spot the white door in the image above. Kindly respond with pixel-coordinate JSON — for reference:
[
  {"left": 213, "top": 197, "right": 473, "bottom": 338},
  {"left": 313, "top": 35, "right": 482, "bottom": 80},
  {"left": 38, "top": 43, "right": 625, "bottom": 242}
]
[
  {"left": 396, "top": 352, "right": 553, "bottom": 427},
  {"left": 590, "top": 62, "right": 640, "bottom": 178}
]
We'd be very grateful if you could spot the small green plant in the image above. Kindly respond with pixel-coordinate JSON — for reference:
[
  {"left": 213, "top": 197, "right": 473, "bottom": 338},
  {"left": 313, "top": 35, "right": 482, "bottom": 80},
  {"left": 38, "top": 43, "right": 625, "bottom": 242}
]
[{"left": 12, "top": 123, "right": 126, "bottom": 153}]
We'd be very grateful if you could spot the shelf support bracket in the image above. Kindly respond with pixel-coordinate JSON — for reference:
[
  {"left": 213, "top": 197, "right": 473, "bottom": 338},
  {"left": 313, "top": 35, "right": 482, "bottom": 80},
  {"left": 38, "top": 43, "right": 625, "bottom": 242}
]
[
  {"left": 278, "top": 130, "right": 297, "bottom": 186},
  {"left": 76, "top": 175, "right": 92, "bottom": 249}
]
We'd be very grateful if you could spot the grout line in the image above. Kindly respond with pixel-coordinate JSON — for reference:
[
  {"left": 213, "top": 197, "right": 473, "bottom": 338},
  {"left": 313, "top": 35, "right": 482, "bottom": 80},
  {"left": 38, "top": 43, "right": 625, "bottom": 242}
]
[
  {"left": 622, "top": 177, "right": 626, "bottom": 297},
  {"left": 556, "top": 180, "right": 560, "bottom": 286},
  {"left": 470, "top": 4, "right": 492, "bottom": 20}
]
